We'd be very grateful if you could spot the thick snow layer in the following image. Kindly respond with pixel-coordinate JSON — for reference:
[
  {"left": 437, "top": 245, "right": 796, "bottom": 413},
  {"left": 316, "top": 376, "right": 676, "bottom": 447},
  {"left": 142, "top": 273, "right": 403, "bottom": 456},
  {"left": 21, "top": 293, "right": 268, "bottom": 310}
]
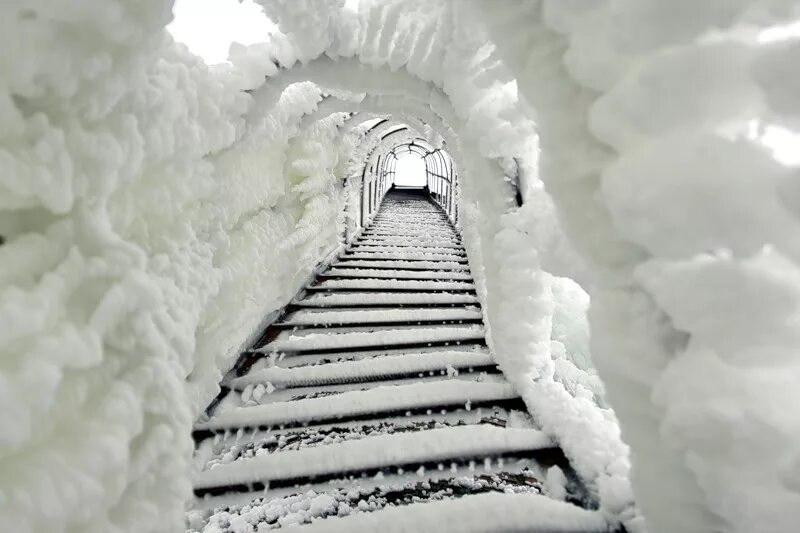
[
  {"left": 0, "top": 1, "right": 621, "bottom": 531},
  {"left": 197, "top": 380, "right": 519, "bottom": 430},
  {"left": 262, "top": 325, "right": 485, "bottom": 352},
  {"left": 324, "top": 267, "right": 472, "bottom": 279},
  {"left": 313, "top": 278, "right": 474, "bottom": 290},
  {"left": 232, "top": 349, "right": 494, "bottom": 388},
  {"left": 281, "top": 306, "right": 483, "bottom": 325},
  {"left": 469, "top": 1, "right": 800, "bottom": 531},
  {"left": 194, "top": 425, "right": 552, "bottom": 489},
  {"left": 332, "top": 259, "right": 469, "bottom": 270},
  {"left": 0, "top": 2, "right": 354, "bottom": 531},
  {"left": 298, "top": 291, "right": 479, "bottom": 306},
  {"left": 295, "top": 492, "right": 608, "bottom": 533},
  {"left": 14, "top": 0, "right": 798, "bottom": 531}
]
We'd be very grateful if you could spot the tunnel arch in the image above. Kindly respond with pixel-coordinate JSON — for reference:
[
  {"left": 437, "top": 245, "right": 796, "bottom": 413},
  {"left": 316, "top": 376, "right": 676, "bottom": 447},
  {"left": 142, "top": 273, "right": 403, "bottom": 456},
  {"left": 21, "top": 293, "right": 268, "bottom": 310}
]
[
  {"left": 11, "top": 2, "right": 795, "bottom": 532},
  {"left": 220, "top": 9, "right": 625, "bottom": 524},
  {"left": 223, "top": 4, "right": 644, "bottom": 528},
  {"left": 217, "top": 16, "right": 627, "bottom": 530}
]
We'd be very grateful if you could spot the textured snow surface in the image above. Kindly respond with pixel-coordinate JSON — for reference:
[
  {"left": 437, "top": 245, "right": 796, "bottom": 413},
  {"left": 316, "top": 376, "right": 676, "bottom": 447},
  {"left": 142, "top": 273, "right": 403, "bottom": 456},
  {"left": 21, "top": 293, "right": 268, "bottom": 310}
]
[
  {"left": 313, "top": 278, "right": 474, "bottom": 290},
  {"left": 194, "top": 426, "right": 552, "bottom": 489},
  {"left": 232, "top": 350, "right": 494, "bottom": 388},
  {"left": 296, "top": 492, "right": 608, "bottom": 533},
  {"left": 281, "top": 306, "right": 483, "bottom": 325},
  {"left": 197, "top": 380, "right": 518, "bottom": 430},
  {"left": 468, "top": 1, "right": 800, "bottom": 532},
  {"left": 332, "top": 259, "right": 469, "bottom": 270},
  {"left": 6, "top": 0, "right": 798, "bottom": 531},
  {"left": 263, "top": 325, "right": 485, "bottom": 352},
  {"left": 324, "top": 267, "right": 472, "bottom": 279},
  {"left": 0, "top": 2, "right": 348, "bottom": 531},
  {"left": 298, "top": 291, "right": 479, "bottom": 306}
]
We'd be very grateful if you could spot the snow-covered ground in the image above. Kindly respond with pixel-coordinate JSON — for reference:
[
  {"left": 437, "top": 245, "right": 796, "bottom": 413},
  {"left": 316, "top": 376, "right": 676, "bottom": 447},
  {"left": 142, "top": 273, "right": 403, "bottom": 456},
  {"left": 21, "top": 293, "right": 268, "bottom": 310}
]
[{"left": 2, "top": 0, "right": 799, "bottom": 532}]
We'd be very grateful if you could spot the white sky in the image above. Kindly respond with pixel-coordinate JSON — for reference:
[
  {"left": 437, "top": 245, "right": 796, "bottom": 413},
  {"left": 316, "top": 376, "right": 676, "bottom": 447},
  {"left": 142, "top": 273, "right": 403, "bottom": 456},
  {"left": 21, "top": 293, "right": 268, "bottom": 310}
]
[
  {"left": 167, "top": 0, "right": 275, "bottom": 64},
  {"left": 393, "top": 153, "right": 427, "bottom": 187}
]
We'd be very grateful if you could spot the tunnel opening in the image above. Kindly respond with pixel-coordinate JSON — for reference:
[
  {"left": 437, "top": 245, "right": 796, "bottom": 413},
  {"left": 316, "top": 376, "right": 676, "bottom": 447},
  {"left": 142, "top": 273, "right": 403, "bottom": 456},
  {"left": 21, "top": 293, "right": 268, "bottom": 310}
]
[
  {"left": 358, "top": 129, "right": 459, "bottom": 230},
  {"left": 391, "top": 151, "right": 426, "bottom": 189}
]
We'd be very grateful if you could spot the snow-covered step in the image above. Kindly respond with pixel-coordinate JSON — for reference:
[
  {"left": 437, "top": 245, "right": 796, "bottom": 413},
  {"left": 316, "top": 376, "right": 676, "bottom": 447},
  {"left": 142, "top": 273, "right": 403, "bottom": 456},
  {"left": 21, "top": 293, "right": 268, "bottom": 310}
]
[
  {"left": 234, "top": 371, "right": 506, "bottom": 405},
  {"left": 360, "top": 227, "right": 453, "bottom": 232},
  {"left": 364, "top": 227, "right": 456, "bottom": 234},
  {"left": 355, "top": 239, "right": 463, "bottom": 249},
  {"left": 360, "top": 235, "right": 459, "bottom": 242},
  {"left": 202, "top": 404, "right": 528, "bottom": 472},
  {"left": 324, "top": 268, "right": 473, "bottom": 280},
  {"left": 280, "top": 306, "right": 482, "bottom": 326},
  {"left": 231, "top": 350, "right": 495, "bottom": 389},
  {"left": 193, "top": 425, "right": 554, "bottom": 494},
  {"left": 343, "top": 251, "right": 468, "bottom": 262},
  {"left": 293, "top": 493, "right": 608, "bottom": 533},
  {"left": 370, "top": 219, "right": 451, "bottom": 224},
  {"left": 309, "top": 279, "right": 475, "bottom": 291},
  {"left": 260, "top": 324, "right": 485, "bottom": 353},
  {"left": 297, "top": 291, "right": 479, "bottom": 307},
  {"left": 195, "top": 380, "right": 520, "bottom": 432},
  {"left": 366, "top": 226, "right": 454, "bottom": 233},
  {"left": 365, "top": 223, "right": 455, "bottom": 229},
  {"left": 195, "top": 459, "right": 550, "bottom": 515},
  {"left": 351, "top": 244, "right": 465, "bottom": 254},
  {"left": 332, "top": 259, "right": 469, "bottom": 270},
  {"left": 276, "top": 344, "right": 492, "bottom": 369}
]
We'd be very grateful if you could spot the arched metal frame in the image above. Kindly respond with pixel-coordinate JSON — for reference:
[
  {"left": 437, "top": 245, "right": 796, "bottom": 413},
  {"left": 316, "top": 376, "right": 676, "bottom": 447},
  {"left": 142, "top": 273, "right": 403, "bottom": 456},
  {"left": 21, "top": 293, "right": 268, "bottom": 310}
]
[
  {"left": 375, "top": 139, "right": 458, "bottom": 225},
  {"left": 359, "top": 125, "right": 415, "bottom": 226}
]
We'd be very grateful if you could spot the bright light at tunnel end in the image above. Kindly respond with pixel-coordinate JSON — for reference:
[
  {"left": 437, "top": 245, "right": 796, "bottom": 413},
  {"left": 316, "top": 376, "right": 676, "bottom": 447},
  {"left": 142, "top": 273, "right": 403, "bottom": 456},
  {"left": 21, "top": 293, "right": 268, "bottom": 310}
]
[{"left": 393, "top": 152, "right": 428, "bottom": 187}]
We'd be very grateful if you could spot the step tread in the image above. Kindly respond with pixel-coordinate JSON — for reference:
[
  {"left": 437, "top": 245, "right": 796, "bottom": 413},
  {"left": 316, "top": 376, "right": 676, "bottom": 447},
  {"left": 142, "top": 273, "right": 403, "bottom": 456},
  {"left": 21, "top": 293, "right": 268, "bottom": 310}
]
[
  {"left": 343, "top": 252, "right": 467, "bottom": 262},
  {"left": 311, "top": 279, "right": 475, "bottom": 291},
  {"left": 280, "top": 306, "right": 482, "bottom": 325},
  {"left": 196, "top": 380, "right": 519, "bottom": 431},
  {"left": 297, "top": 292, "right": 479, "bottom": 307},
  {"left": 232, "top": 350, "right": 496, "bottom": 388},
  {"left": 332, "top": 259, "right": 469, "bottom": 270},
  {"left": 261, "top": 324, "right": 485, "bottom": 352},
  {"left": 292, "top": 493, "right": 608, "bottom": 533},
  {"left": 323, "top": 268, "right": 472, "bottom": 280},
  {"left": 193, "top": 425, "right": 552, "bottom": 490}
]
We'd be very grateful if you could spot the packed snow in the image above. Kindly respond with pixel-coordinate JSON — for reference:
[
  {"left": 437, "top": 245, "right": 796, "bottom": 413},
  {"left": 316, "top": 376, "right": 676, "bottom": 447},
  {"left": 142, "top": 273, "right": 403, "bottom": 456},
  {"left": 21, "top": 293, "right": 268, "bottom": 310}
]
[
  {"left": 231, "top": 349, "right": 494, "bottom": 388},
  {"left": 197, "top": 380, "right": 519, "bottom": 431},
  {"left": 194, "top": 425, "right": 553, "bottom": 489}
]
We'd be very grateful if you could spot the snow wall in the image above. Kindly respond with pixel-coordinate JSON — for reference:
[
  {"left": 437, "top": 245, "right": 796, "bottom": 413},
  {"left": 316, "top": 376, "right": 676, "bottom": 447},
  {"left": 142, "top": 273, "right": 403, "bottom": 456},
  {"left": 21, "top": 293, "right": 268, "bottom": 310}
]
[{"left": 2, "top": 0, "right": 799, "bottom": 532}]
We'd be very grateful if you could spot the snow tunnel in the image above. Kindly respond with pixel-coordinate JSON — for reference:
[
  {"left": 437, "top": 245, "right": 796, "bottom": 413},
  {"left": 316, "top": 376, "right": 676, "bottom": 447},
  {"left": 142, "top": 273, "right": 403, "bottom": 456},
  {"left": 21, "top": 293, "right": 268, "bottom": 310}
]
[
  {"left": 5, "top": 1, "right": 800, "bottom": 533},
  {"left": 355, "top": 125, "right": 460, "bottom": 228}
]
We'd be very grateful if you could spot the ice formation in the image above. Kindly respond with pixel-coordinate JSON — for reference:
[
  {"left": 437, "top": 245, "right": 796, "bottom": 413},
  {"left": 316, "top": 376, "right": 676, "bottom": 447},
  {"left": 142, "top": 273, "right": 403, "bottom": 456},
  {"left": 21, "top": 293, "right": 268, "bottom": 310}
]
[{"left": 1, "top": 0, "right": 799, "bottom": 532}]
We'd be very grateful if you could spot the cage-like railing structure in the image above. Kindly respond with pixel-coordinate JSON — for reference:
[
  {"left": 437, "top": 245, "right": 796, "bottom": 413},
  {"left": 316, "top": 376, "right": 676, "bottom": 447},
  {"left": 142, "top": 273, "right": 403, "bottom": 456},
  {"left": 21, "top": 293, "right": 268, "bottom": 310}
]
[{"left": 358, "top": 124, "right": 459, "bottom": 230}]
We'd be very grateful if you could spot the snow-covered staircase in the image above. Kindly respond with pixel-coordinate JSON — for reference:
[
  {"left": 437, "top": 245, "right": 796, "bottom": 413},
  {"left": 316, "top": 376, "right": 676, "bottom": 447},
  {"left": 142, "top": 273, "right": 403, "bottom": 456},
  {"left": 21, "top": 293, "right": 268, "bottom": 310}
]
[{"left": 189, "top": 190, "right": 609, "bottom": 532}]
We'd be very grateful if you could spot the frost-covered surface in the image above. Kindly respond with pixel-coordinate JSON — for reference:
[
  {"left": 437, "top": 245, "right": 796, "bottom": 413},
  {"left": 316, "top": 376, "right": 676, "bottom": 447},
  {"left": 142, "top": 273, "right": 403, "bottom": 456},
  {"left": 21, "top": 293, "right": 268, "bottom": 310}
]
[
  {"left": 274, "top": 492, "right": 607, "bottom": 533},
  {"left": 468, "top": 1, "right": 800, "bottom": 532},
  {"left": 197, "top": 379, "right": 518, "bottom": 431},
  {"left": 0, "top": 2, "right": 352, "bottom": 531},
  {"left": 232, "top": 350, "right": 494, "bottom": 388},
  {"left": 8, "top": 0, "right": 797, "bottom": 531},
  {"left": 194, "top": 425, "right": 552, "bottom": 489},
  {"left": 0, "top": 1, "right": 618, "bottom": 532},
  {"left": 188, "top": 476, "right": 568, "bottom": 532}
]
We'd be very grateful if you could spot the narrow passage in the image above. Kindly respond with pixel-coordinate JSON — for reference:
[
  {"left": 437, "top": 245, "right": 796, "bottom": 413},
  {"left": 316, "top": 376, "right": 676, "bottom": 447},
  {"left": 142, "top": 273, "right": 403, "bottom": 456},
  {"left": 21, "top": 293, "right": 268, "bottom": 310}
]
[{"left": 190, "top": 190, "right": 605, "bottom": 531}]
